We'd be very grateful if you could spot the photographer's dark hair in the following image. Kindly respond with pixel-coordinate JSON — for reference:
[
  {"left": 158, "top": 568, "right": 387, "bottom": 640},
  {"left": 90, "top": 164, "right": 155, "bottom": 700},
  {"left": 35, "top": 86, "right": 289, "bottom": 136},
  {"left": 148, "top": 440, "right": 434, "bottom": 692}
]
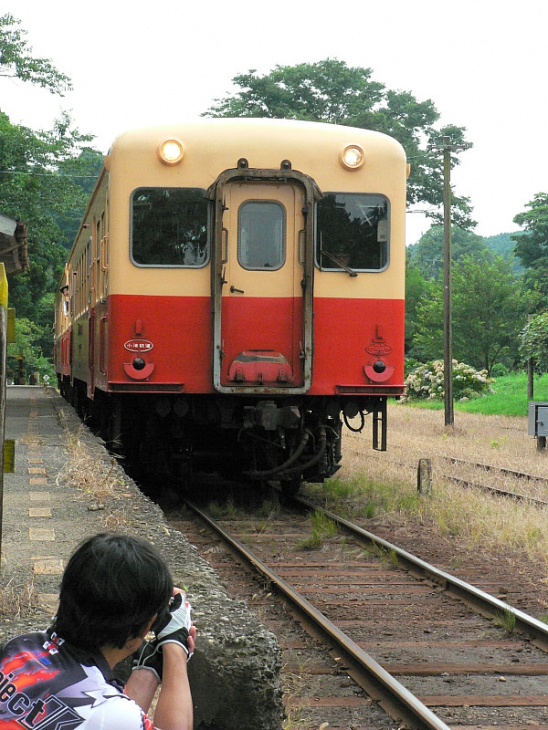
[{"left": 53, "top": 533, "right": 173, "bottom": 652}]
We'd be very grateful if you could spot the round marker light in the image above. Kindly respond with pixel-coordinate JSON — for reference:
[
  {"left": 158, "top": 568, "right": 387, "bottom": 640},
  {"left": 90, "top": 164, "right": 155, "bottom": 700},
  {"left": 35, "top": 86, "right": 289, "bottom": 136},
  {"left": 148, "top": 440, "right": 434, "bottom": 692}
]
[
  {"left": 340, "top": 144, "right": 365, "bottom": 170},
  {"left": 158, "top": 138, "right": 184, "bottom": 166}
]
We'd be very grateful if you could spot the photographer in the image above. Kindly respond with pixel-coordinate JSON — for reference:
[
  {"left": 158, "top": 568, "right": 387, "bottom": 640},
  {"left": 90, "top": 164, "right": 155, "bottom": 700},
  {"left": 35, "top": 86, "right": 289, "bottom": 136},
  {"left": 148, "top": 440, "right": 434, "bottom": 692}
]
[{"left": 0, "top": 533, "right": 197, "bottom": 730}]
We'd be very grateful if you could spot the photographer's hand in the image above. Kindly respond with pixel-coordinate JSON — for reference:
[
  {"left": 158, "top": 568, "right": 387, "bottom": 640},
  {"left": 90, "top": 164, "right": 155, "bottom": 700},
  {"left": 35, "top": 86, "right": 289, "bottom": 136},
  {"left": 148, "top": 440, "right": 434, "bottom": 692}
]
[
  {"left": 132, "top": 640, "right": 162, "bottom": 682},
  {"left": 156, "top": 590, "right": 194, "bottom": 659},
  {"left": 154, "top": 589, "right": 195, "bottom": 730}
]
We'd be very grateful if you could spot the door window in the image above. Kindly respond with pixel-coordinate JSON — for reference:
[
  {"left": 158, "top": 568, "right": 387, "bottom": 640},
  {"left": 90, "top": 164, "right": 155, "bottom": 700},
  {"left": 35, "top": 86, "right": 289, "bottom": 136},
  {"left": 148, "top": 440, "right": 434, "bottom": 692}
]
[{"left": 238, "top": 201, "right": 285, "bottom": 270}]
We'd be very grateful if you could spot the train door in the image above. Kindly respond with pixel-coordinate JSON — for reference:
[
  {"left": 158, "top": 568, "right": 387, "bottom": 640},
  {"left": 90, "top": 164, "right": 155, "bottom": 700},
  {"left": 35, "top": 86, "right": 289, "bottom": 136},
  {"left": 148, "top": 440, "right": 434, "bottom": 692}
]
[{"left": 210, "top": 172, "right": 317, "bottom": 393}]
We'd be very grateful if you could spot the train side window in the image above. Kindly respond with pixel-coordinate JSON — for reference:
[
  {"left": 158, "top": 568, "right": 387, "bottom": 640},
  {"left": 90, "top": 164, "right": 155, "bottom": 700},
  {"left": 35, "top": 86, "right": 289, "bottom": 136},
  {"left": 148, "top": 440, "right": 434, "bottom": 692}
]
[
  {"left": 238, "top": 201, "right": 285, "bottom": 270},
  {"left": 316, "top": 193, "right": 389, "bottom": 272},
  {"left": 131, "top": 187, "right": 209, "bottom": 267}
]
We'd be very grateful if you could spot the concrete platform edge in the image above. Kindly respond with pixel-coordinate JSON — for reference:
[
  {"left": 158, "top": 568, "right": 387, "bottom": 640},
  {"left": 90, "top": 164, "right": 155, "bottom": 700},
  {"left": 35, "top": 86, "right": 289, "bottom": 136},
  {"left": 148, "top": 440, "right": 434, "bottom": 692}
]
[{"left": 0, "top": 386, "right": 284, "bottom": 730}]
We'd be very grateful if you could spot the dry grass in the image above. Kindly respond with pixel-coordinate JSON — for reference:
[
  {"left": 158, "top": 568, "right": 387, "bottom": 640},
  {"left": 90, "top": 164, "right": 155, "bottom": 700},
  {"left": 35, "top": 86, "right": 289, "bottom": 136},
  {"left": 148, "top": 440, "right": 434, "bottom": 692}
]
[
  {"left": 282, "top": 660, "right": 324, "bottom": 729},
  {"left": 312, "top": 404, "right": 548, "bottom": 585},
  {"left": 0, "top": 579, "right": 38, "bottom": 619},
  {"left": 56, "top": 416, "right": 129, "bottom": 527}
]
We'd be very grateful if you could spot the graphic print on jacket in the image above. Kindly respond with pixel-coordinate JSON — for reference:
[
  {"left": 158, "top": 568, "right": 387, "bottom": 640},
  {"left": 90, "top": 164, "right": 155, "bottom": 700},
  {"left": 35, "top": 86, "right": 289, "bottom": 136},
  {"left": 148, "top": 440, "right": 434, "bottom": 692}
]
[{"left": 0, "top": 632, "right": 153, "bottom": 730}]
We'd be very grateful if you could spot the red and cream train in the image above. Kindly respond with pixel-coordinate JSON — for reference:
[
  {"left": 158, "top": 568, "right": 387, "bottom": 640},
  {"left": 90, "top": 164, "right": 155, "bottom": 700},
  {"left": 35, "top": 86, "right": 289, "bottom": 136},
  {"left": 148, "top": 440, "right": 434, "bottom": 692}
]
[{"left": 54, "top": 118, "right": 406, "bottom": 493}]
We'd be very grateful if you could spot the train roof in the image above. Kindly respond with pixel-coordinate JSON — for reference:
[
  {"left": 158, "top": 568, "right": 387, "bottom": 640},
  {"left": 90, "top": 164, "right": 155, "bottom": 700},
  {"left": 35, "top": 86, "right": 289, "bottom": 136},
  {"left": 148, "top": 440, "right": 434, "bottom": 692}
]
[{"left": 107, "top": 117, "right": 406, "bottom": 161}]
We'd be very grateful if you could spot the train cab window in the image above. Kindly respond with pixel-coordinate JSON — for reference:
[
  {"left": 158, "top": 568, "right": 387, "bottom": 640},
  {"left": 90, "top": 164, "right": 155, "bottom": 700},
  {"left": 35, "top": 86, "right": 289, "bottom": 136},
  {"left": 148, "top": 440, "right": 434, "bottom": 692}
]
[
  {"left": 316, "top": 193, "right": 389, "bottom": 272},
  {"left": 131, "top": 187, "right": 209, "bottom": 267},
  {"left": 238, "top": 201, "right": 285, "bottom": 270}
]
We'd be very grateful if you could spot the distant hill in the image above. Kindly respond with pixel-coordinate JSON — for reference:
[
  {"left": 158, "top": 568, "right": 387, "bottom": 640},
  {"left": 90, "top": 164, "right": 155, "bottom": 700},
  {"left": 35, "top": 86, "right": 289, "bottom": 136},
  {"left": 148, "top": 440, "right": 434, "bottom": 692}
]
[
  {"left": 407, "top": 227, "right": 525, "bottom": 278},
  {"left": 483, "top": 232, "right": 524, "bottom": 273}
]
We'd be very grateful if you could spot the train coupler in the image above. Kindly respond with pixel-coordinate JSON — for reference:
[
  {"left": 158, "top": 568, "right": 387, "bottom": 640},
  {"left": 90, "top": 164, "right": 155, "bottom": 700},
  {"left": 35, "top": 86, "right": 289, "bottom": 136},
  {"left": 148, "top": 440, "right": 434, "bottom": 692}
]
[{"left": 243, "top": 401, "right": 301, "bottom": 431}]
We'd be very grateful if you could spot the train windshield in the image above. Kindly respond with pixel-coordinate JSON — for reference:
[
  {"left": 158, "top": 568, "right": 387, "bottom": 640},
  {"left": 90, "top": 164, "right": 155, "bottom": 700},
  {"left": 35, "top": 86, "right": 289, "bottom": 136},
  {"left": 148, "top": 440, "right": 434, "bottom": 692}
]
[
  {"left": 316, "top": 193, "right": 389, "bottom": 272},
  {"left": 131, "top": 187, "right": 209, "bottom": 267}
]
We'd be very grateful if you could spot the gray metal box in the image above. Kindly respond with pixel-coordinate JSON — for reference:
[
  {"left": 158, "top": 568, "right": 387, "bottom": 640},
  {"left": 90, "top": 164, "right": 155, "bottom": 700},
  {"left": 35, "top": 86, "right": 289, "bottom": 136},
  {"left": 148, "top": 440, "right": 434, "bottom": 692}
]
[{"left": 528, "top": 402, "right": 548, "bottom": 437}]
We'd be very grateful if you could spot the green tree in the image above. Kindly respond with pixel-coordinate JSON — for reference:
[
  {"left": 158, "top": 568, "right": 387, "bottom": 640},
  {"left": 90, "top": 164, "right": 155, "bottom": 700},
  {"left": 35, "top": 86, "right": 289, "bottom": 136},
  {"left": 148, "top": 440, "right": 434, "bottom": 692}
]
[
  {"left": 409, "top": 278, "right": 443, "bottom": 363},
  {"left": 204, "top": 59, "right": 474, "bottom": 227},
  {"left": 520, "top": 311, "right": 548, "bottom": 374},
  {"left": 0, "top": 13, "right": 71, "bottom": 94},
  {"left": 512, "top": 192, "right": 548, "bottom": 305},
  {"left": 452, "top": 255, "right": 531, "bottom": 373},
  {"left": 0, "top": 112, "right": 99, "bottom": 319},
  {"left": 0, "top": 15, "right": 103, "bottom": 365},
  {"left": 408, "top": 225, "right": 489, "bottom": 280},
  {"left": 405, "top": 255, "right": 433, "bottom": 355},
  {"left": 413, "top": 254, "right": 531, "bottom": 373},
  {"left": 56, "top": 146, "right": 105, "bottom": 249},
  {"left": 7, "top": 316, "right": 55, "bottom": 383}
]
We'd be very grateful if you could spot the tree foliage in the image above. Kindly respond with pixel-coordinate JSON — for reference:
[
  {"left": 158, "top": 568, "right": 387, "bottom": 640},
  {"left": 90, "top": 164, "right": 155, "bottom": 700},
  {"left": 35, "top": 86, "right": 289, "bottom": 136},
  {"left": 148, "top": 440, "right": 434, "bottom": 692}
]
[
  {"left": 512, "top": 192, "right": 548, "bottom": 306},
  {"left": 412, "top": 253, "right": 531, "bottom": 374},
  {"left": 0, "top": 112, "right": 102, "bottom": 319},
  {"left": 0, "top": 13, "right": 71, "bottom": 94},
  {"left": 407, "top": 225, "right": 489, "bottom": 280},
  {"left": 7, "top": 316, "right": 55, "bottom": 383},
  {"left": 405, "top": 254, "right": 434, "bottom": 354},
  {"left": 520, "top": 312, "right": 548, "bottom": 374},
  {"left": 205, "top": 58, "right": 474, "bottom": 227},
  {"left": 0, "top": 15, "right": 103, "bottom": 371}
]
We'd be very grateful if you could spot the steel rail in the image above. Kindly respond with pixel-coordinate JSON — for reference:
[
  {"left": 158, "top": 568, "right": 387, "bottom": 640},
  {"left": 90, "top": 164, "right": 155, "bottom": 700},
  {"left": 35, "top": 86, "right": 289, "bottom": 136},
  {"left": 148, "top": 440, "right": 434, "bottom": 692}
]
[
  {"left": 349, "top": 447, "right": 548, "bottom": 507},
  {"left": 184, "top": 498, "right": 452, "bottom": 730},
  {"left": 447, "top": 456, "right": 548, "bottom": 483},
  {"left": 294, "top": 494, "right": 548, "bottom": 650},
  {"left": 444, "top": 473, "right": 548, "bottom": 508}
]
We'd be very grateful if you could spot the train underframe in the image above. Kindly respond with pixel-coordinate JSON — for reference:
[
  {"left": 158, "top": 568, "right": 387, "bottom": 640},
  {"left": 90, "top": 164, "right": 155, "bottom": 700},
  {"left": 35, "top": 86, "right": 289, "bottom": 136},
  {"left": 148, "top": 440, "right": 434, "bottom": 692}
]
[{"left": 61, "top": 377, "right": 387, "bottom": 494}]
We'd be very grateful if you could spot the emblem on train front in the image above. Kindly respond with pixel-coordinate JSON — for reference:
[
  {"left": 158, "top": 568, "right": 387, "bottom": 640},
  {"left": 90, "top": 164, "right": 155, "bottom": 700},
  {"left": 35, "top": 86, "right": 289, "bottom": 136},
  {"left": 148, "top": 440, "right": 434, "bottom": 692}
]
[
  {"left": 124, "top": 339, "right": 154, "bottom": 352},
  {"left": 365, "top": 342, "right": 392, "bottom": 356}
]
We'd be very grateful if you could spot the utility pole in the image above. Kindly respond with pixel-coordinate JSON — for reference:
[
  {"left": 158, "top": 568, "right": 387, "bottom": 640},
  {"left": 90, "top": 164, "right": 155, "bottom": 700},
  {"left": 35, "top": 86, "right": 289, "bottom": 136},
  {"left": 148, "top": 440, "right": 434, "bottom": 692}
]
[{"left": 428, "top": 137, "right": 471, "bottom": 427}]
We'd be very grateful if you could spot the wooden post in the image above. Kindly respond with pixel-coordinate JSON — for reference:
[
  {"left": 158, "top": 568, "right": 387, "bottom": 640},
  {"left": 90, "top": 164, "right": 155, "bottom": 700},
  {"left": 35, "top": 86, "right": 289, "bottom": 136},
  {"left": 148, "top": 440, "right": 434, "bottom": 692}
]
[
  {"left": 427, "top": 137, "right": 471, "bottom": 428},
  {"left": 442, "top": 146, "right": 454, "bottom": 427},
  {"left": 527, "top": 358, "right": 534, "bottom": 401},
  {"left": 417, "top": 458, "right": 432, "bottom": 495}
]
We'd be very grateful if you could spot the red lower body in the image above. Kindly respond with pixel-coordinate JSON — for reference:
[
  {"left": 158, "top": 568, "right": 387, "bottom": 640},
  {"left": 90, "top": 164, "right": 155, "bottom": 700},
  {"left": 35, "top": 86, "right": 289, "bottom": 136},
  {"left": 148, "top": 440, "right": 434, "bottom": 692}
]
[{"left": 87, "top": 294, "right": 405, "bottom": 396}]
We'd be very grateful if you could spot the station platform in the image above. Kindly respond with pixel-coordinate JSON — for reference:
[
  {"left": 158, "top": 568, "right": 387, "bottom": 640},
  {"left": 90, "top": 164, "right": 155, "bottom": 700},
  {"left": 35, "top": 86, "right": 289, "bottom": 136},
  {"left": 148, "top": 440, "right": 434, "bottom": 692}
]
[
  {"left": 1, "top": 385, "right": 109, "bottom": 611},
  {"left": 0, "top": 385, "right": 284, "bottom": 730}
]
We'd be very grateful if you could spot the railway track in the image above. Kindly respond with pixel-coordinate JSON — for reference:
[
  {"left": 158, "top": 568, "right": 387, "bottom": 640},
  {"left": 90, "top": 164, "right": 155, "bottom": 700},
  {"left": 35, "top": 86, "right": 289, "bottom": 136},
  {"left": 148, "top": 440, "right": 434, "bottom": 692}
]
[
  {"left": 444, "top": 457, "right": 548, "bottom": 507},
  {"left": 166, "top": 493, "right": 548, "bottom": 730},
  {"left": 351, "top": 445, "right": 548, "bottom": 508}
]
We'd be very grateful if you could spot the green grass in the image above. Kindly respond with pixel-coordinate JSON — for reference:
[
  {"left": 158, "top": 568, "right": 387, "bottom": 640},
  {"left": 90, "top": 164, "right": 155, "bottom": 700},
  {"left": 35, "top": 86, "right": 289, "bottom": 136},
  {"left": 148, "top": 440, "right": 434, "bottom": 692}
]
[
  {"left": 405, "top": 373, "right": 548, "bottom": 418},
  {"left": 297, "top": 509, "right": 338, "bottom": 550}
]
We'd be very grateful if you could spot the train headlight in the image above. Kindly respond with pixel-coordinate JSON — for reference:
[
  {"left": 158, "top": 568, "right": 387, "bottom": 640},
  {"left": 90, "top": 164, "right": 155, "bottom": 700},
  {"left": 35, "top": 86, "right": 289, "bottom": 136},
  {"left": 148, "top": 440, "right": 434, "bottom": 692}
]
[
  {"left": 340, "top": 144, "right": 365, "bottom": 170},
  {"left": 157, "top": 138, "right": 184, "bottom": 166}
]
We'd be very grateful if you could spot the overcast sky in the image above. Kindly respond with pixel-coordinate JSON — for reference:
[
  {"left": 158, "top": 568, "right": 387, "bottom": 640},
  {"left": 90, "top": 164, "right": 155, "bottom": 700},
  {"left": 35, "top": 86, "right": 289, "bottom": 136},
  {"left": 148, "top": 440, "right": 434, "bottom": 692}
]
[{"left": 3, "top": 0, "right": 547, "bottom": 245}]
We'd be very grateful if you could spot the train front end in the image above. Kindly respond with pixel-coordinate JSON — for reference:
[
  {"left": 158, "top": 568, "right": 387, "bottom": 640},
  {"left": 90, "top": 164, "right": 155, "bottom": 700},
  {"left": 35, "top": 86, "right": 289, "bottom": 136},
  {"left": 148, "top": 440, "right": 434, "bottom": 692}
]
[{"left": 60, "top": 119, "right": 406, "bottom": 493}]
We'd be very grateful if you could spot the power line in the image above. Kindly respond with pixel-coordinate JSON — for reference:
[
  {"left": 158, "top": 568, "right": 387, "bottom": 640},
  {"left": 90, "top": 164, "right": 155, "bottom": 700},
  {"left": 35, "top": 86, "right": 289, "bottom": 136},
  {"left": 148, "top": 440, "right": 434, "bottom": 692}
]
[{"left": 0, "top": 170, "right": 98, "bottom": 177}]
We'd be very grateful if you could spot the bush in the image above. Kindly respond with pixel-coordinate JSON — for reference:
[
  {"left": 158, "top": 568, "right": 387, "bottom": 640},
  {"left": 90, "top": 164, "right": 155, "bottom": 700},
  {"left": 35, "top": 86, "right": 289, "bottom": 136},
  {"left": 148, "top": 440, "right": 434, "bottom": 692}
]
[
  {"left": 490, "top": 363, "right": 509, "bottom": 378},
  {"left": 405, "top": 360, "right": 494, "bottom": 401},
  {"left": 404, "top": 356, "right": 423, "bottom": 377},
  {"left": 520, "top": 311, "right": 548, "bottom": 374}
]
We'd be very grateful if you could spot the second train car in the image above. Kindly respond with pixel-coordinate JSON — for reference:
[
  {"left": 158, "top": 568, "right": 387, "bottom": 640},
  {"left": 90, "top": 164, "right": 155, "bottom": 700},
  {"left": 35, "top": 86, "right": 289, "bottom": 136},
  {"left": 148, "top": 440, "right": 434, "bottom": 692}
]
[{"left": 54, "top": 118, "right": 406, "bottom": 493}]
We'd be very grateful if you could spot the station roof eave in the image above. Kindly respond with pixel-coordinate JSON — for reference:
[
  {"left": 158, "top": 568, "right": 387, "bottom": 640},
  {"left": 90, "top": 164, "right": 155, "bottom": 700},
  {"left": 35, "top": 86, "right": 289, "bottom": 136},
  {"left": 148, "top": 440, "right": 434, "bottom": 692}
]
[{"left": 0, "top": 214, "right": 29, "bottom": 276}]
